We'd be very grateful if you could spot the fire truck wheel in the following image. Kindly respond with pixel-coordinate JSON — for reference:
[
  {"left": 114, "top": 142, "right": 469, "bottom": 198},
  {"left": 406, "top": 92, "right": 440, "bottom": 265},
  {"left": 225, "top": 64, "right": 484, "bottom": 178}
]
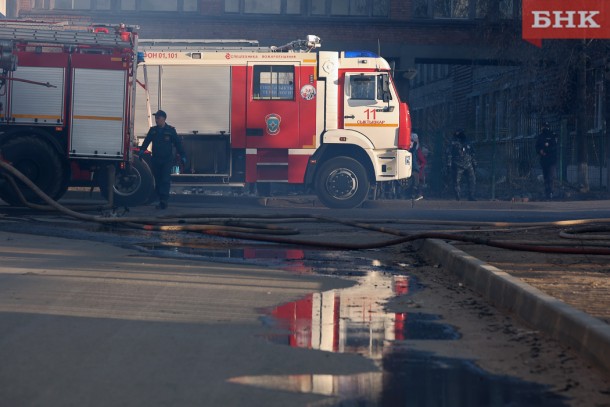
[
  {"left": 315, "top": 157, "right": 370, "bottom": 209},
  {"left": 98, "top": 158, "right": 154, "bottom": 207},
  {"left": 0, "top": 135, "right": 65, "bottom": 205}
]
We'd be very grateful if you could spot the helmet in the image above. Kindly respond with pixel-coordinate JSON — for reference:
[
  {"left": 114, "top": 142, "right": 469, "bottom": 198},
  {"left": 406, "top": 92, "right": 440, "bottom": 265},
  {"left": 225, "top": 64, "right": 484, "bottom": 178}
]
[{"left": 411, "top": 133, "right": 419, "bottom": 142}]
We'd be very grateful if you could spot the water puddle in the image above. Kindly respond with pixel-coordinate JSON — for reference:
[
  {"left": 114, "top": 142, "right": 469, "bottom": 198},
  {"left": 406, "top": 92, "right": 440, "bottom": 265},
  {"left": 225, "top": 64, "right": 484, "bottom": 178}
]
[
  {"left": 138, "top": 239, "right": 567, "bottom": 405},
  {"left": 229, "top": 351, "right": 566, "bottom": 406},
  {"left": 136, "top": 240, "right": 398, "bottom": 276},
  {"left": 254, "top": 262, "right": 563, "bottom": 405}
]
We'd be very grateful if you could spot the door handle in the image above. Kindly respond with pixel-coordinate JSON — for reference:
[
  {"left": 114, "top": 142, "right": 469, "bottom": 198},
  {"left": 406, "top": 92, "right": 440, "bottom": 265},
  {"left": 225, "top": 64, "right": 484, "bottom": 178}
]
[{"left": 344, "top": 115, "right": 355, "bottom": 119}]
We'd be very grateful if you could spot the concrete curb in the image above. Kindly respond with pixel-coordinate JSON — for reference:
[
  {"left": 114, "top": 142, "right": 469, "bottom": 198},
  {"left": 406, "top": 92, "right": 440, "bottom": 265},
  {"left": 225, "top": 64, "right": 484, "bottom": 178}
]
[{"left": 419, "top": 238, "right": 610, "bottom": 375}]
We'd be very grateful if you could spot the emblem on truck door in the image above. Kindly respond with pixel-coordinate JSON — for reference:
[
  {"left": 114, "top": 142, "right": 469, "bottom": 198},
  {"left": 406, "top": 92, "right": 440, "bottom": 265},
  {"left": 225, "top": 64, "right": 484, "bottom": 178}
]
[
  {"left": 265, "top": 113, "right": 282, "bottom": 135},
  {"left": 300, "top": 84, "right": 316, "bottom": 100}
]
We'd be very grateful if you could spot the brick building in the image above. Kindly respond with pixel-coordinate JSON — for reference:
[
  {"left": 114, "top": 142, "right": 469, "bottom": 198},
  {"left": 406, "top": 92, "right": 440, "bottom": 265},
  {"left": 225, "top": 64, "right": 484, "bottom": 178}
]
[{"left": 8, "top": 1, "right": 513, "bottom": 73}]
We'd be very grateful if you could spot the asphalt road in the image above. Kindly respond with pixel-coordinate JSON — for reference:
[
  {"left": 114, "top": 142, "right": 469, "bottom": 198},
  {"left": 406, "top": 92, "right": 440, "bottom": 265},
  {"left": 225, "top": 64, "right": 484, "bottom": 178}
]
[{"left": 1, "top": 193, "right": 609, "bottom": 406}]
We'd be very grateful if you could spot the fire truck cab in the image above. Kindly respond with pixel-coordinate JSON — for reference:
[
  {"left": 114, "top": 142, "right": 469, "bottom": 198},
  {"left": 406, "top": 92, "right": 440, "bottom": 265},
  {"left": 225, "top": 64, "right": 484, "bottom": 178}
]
[{"left": 118, "top": 35, "right": 412, "bottom": 209}]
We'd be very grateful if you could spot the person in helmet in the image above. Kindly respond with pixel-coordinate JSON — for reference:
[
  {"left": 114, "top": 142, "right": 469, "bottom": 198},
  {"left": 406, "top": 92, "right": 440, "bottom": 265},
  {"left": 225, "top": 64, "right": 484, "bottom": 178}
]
[
  {"left": 138, "top": 110, "right": 187, "bottom": 209},
  {"left": 446, "top": 129, "right": 477, "bottom": 201},
  {"left": 535, "top": 122, "right": 558, "bottom": 199}
]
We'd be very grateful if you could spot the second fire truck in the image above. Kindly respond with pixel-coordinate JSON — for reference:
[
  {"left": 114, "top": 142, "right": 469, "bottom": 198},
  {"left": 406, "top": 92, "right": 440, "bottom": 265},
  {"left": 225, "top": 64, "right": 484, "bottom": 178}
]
[
  {"left": 116, "top": 35, "right": 412, "bottom": 209},
  {"left": 0, "top": 20, "right": 139, "bottom": 205}
]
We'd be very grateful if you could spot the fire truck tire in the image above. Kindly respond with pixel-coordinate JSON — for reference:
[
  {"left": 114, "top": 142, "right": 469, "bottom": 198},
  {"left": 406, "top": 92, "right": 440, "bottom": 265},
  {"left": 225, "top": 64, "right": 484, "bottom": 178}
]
[
  {"left": 0, "top": 135, "right": 65, "bottom": 205},
  {"left": 315, "top": 157, "right": 370, "bottom": 209},
  {"left": 98, "top": 158, "right": 154, "bottom": 207}
]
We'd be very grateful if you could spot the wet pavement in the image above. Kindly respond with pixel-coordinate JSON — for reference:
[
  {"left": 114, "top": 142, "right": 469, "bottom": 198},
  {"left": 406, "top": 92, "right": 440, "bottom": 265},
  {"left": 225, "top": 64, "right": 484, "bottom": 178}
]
[
  {"left": 1, "top": 196, "right": 609, "bottom": 405},
  {"left": 130, "top": 237, "right": 580, "bottom": 405}
]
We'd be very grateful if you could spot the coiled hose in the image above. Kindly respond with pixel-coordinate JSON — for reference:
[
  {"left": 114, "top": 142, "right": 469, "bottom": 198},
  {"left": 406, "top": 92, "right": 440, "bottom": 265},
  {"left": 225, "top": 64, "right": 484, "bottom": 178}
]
[{"left": 2, "top": 158, "right": 610, "bottom": 255}]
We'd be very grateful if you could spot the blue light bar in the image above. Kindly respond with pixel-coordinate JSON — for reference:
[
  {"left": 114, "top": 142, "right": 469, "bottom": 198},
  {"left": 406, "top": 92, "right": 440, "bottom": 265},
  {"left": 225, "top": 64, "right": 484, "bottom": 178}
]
[{"left": 344, "top": 50, "right": 378, "bottom": 58}]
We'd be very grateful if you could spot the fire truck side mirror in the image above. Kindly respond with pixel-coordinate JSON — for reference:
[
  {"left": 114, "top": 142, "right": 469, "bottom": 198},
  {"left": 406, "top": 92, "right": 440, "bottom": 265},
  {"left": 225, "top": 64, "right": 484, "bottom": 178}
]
[
  {"left": 381, "top": 74, "right": 390, "bottom": 92},
  {"left": 381, "top": 74, "right": 391, "bottom": 103}
]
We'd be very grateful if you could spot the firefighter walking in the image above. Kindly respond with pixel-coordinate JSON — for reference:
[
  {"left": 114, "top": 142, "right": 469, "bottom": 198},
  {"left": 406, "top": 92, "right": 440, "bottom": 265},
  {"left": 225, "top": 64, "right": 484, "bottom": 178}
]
[
  {"left": 139, "top": 110, "right": 187, "bottom": 209},
  {"left": 447, "top": 129, "right": 477, "bottom": 201}
]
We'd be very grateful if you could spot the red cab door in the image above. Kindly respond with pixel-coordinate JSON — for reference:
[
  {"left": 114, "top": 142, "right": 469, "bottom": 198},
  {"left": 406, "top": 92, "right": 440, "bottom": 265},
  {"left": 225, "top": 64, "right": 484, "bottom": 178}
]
[{"left": 245, "top": 63, "right": 300, "bottom": 149}]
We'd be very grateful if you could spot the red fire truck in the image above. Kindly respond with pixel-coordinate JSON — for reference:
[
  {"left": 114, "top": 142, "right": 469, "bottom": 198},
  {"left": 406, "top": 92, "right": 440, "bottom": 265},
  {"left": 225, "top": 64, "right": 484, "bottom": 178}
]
[
  {"left": 120, "top": 35, "right": 412, "bottom": 209},
  {"left": 0, "top": 20, "right": 139, "bottom": 205}
]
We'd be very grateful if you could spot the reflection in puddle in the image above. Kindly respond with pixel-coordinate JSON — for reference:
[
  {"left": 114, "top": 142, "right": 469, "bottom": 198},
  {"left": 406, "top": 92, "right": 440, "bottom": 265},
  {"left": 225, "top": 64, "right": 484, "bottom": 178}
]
[
  {"left": 229, "top": 350, "right": 566, "bottom": 406},
  {"left": 262, "top": 272, "right": 458, "bottom": 362},
  {"left": 138, "top": 241, "right": 314, "bottom": 272},
  {"left": 137, "top": 241, "right": 397, "bottom": 276}
]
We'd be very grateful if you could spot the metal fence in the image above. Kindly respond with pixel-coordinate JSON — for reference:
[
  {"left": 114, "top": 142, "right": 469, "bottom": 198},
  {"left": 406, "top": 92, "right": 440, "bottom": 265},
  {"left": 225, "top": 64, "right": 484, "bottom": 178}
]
[{"left": 417, "top": 127, "right": 610, "bottom": 201}]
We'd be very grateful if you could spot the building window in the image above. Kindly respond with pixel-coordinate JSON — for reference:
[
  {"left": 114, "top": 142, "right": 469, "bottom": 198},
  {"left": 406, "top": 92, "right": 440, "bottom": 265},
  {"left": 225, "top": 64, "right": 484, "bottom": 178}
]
[
  {"left": 245, "top": 0, "right": 281, "bottom": 14},
  {"left": 29, "top": 0, "right": 197, "bottom": 12},
  {"left": 231, "top": 0, "right": 302, "bottom": 14},
  {"left": 226, "top": 0, "right": 387, "bottom": 17},
  {"left": 499, "top": 0, "right": 513, "bottom": 19},
  {"left": 286, "top": 0, "right": 301, "bottom": 14},
  {"left": 95, "top": 0, "right": 112, "bottom": 9},
  {"left": 372, "top": 0, "right": 389, "bottom": 16},
  {"left": 434, "top": 0, "right": 468, "bottom": 19},
  {"left": 331, "top": 0, "right": 366, "bottom": 16},
  {"left": 253, "top": 65, "right": 295, "bottom": 100},
  {"left": 183, "top": 0, "right": 198, "bottom": 12},
  {"left": 225, "top": 0, "right": 239, "bottom": 12},
  {"left": 54, "top": 0, "right": 91, "bottom": 9},
  {"left": 121, "top": 0, "right": 136, "bottom": 10},
  {"left": 415, "top": 0, "right": 513, "bottom": 20},
  {"left": 140, "top": 0, "right": 178, "bottom": 11},
  {"left": 329, "top": 0, "right": 388, "bottom": 17},
  {"left": 311, "top": 0, "right": 324, "bottom": 14},
  {"left": 413, "top": 0, "right": 428, "bottom": 18},
  {"left": 475, "top": 0, "right": 487, "bottom": 18}
]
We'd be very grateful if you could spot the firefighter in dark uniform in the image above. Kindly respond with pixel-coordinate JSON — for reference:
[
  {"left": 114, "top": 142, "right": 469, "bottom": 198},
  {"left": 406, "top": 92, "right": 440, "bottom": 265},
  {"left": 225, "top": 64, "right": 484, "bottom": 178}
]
[
  {"left": 447, "top": 129, "right": 477, "bottom": 201},
  {"left": 535, "top": 122, "right": 558, "bottom": 199},
  {"left": 138, "top": 110, "right": 186, "bottom": 209}
]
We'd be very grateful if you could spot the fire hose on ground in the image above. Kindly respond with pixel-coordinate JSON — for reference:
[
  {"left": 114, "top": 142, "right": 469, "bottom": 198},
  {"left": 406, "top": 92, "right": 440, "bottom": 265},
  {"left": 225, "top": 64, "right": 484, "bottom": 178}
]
[{"left": 2, "top": 158, "right": 610, "bottom": 255}]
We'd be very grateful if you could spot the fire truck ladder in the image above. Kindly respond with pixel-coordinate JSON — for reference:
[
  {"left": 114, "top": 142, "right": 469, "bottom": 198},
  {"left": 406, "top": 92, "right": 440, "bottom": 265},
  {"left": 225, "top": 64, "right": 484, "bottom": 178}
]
[
  {"left": 138, "top": 35, "right": 320, "bottom": 53},
  {"left": 139, "top": 38, "right": 260, "bottom": 51},
  {"left": 0, "top": 22, "right": 136, "bottom": 48},
  {"left": 138, "top": 39, "right": 269, "bottom": 54}
]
